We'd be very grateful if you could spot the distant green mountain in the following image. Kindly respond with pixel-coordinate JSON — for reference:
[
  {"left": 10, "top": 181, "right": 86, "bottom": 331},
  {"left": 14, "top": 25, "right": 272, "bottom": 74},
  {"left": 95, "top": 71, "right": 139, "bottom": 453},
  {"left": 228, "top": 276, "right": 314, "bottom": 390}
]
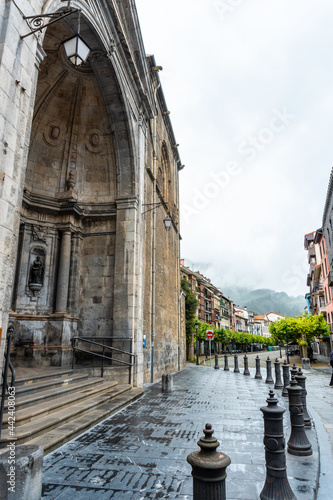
[{"left": 221, "top": 286, "right": 306, "bottom": 317}]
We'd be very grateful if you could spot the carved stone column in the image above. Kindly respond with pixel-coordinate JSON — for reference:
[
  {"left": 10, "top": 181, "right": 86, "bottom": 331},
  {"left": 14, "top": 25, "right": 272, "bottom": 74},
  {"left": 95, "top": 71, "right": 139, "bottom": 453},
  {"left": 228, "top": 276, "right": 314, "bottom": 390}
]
[
  {"left": 55, "top": 229, "right": 72, "bottom": 312},
  {"left": 113, "top": 197, "right": 142, "bottom": 385}
]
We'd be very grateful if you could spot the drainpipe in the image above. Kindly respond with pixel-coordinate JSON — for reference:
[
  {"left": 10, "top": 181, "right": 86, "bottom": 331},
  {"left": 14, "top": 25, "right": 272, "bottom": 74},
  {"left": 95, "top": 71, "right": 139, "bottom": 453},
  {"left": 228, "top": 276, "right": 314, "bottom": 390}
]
[
  {"left": 151, "top": 82, "right": 160, "bottom": 383},
  {"left": 178, "top": 290, "right": 185, "bottom": 371}
]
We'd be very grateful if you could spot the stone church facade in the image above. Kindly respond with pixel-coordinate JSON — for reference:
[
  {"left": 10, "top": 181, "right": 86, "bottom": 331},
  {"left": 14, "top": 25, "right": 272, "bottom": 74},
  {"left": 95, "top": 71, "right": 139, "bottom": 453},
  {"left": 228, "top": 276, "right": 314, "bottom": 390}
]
[{"left": 0, "top": 0, "right": 186, "bottom": 386}]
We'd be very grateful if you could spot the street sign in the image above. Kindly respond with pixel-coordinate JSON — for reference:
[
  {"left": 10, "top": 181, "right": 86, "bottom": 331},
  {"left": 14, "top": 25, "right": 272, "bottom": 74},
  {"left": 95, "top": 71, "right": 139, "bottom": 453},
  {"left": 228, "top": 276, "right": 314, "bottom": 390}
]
[{"left": 206, "top": 329, "right": 214, "bottom": 339}]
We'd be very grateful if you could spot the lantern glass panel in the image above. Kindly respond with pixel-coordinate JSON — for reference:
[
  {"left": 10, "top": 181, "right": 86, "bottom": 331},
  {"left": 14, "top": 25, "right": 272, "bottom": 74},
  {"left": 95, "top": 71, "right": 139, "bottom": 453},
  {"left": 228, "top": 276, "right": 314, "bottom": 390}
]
[{"left": 63, "top": 35, "right": 90, "bottom": 66}]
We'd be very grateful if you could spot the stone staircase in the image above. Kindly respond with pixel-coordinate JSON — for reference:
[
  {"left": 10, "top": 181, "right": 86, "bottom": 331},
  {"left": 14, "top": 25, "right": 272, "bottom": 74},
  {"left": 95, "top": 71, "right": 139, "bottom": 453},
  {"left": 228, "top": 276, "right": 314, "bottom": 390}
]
[{"left": 0, "top": 369, "right": 143, "bottom": 455}]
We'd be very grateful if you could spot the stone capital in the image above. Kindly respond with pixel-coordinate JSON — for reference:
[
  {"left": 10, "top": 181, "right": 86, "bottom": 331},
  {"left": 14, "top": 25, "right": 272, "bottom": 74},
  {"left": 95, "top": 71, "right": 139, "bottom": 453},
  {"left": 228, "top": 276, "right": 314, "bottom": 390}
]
[{"left": 115, "top": 197, "right": 139, "bottom": 211}]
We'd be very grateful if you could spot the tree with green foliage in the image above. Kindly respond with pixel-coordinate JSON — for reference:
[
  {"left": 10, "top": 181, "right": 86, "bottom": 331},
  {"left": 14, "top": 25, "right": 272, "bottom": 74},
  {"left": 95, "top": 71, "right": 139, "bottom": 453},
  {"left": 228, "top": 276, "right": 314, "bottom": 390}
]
[
  {"left": 269, "top": 313, "right": 330, "bottom": 347},
  {"left": 181, "top": 277, "right": 199, "bottom": 360}
]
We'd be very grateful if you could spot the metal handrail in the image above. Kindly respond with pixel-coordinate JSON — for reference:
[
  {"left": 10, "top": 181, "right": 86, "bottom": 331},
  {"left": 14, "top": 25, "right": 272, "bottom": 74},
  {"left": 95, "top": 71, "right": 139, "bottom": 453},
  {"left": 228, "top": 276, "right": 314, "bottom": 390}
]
[
  {"left": 0, "top": 329, "right": 16, "bottom": 441},
  {"left": 71, "top": 336, "right": 135, "bottom": 384}
]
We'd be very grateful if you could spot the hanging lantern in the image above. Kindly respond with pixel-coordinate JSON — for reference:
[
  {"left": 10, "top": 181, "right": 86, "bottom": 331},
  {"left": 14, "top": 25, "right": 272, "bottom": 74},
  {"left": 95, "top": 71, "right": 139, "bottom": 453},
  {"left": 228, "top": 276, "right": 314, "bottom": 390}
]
[
  {"left": 63, "top": 34, "right": 90, "bottom": 66},
  {"left": 62, "top": 11, "right": 90, "bottom": 66}
]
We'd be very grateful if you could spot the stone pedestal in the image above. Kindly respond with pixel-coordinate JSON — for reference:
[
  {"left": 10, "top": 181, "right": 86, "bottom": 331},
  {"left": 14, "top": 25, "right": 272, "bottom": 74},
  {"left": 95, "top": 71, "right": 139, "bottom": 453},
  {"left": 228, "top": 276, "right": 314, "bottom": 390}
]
[
  {"left": 302, "top": 358, "right": 311, "bottom": 370},
  {"left": 162, "top": 373, "right": 173, "bottom": 393},
  {"left": 0, "top": 445, "right": 43, "bottom": 500}
]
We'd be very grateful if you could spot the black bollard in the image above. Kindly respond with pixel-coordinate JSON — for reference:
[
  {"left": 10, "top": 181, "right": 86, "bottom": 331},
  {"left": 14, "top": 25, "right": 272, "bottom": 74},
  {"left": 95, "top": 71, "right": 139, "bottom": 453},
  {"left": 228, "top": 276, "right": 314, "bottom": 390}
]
[
  {"left": 295, "top": 368, "right": 311, "bottom": 428},
  {"left": 255, "top": 355, "right": 262, "bottom": 379},
  {"left": 290, "top": 363, "right": 298, "bottom": 378},
  {"left": 243, "top": 355, "right": 250, "bottom": 376},
  {"left": 187, "top": 423, "right": 231, "bottom": 500},
  {"left": 281, "top": 361, "right": 290, "bottom": 398},
  {"left": 260, "top": 390, "right": 296, "bottom": 500},
  {"left": 214, "top": 354, "right": 220, "bottom": 370},
  {"left": 274, "top": 359, "right": 283, "bottom": 389},
  {"left": 234, "top": 354, "right": 240, "bottom": 373},
  {"left": 286, "top": 378, "right": 312, "bottom": 456},
  {"left": 224, "top": 354, "right": 229, "bottom": 371},
  {"left": 265, "top": 357, "right": 274, "bottom": 384}
]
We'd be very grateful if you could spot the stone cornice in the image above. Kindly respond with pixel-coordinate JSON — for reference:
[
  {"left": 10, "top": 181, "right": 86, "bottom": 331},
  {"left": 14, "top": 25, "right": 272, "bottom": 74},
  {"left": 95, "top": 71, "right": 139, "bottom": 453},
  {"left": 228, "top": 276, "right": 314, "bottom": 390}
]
[{"left": 323, "top": 167, "right": 333, "bottom": 226}]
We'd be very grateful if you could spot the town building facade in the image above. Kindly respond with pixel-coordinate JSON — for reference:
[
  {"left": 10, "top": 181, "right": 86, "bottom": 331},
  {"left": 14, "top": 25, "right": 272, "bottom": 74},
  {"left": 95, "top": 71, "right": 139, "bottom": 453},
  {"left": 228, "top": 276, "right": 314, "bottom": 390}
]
[
  {"left": 266, "top": 312, "right": 285, "bottom": 323},
  {"left": 254, "top": 314, "right": 271, "bottom": 337},
  {"left": 180, "top": 262, "right": 232, "bottom": 330},
  {"left": 304, "top": 230, "right": 333, "bottom": 325}
]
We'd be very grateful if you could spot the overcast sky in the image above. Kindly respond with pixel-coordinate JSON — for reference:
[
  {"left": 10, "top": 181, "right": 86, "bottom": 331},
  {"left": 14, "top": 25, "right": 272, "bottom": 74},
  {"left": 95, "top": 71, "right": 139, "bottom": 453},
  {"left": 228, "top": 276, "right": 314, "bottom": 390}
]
[{"left": 136, "top": 0, "right": 333, "bottom": 297}]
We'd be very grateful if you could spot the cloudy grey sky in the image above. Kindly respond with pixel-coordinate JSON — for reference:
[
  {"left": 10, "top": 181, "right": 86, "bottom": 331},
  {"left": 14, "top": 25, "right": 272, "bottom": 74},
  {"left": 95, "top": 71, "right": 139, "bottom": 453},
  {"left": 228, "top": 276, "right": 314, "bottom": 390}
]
[{"left": 136, "top": 0, "right": 333, "bottom": 297}]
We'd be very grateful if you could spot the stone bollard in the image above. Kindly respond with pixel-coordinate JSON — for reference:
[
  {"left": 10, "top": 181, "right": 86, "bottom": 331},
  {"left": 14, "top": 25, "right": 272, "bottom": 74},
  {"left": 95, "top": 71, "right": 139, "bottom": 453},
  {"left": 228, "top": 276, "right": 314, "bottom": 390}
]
[
  {"left": 234, "top": 354, "right": 240, "bottom": 373},
  {"left": 0, "top": 445, "right": 43, "bottom": 500},
  {"left": 295, "top": 368, "right": 311, "bottom": 428},
  {"left": 224, "top": 354, "right": 229, "bottom": 371},
  {"left": 260, "top": 390, "right": 296, "bottom": 500},
  {"left": 290, "top": 364, "right": 298, "bottom": 378},
  {"left": 162, "top": 373, "right": 173, "bottom": 393},
  {"left": 281, "top": 361, "right": 290, "bottom": 398},
  {"left": 265, "top": 357, "right": 274, "bottom": 384},
  {"left": 214, "top": 354, "right": 219, "bottom": 370},
  {"left": 187, "top": 423, "right": 231, "bottom": 500},
  {"left": 286, "top": 378, "right": 312, "bottom": 456},
  {"left": 243, "top": 355, "right": 250, "bottom": 376},
  {"left": 255, "top": 355, "right": 262, "bottom": 379},
  {"left": 302, "top": 358, "right": 311, "bottom": 370},
  {"left": 274, "top": 359, "right": 283, "bottom": 390}
]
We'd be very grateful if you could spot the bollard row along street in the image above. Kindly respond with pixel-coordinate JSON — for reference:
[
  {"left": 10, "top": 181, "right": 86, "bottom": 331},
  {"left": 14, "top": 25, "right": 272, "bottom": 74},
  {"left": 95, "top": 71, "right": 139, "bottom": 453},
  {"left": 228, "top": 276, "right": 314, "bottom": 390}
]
[{"left": 41, "top": 360, "right": 321, "bottom": 500}]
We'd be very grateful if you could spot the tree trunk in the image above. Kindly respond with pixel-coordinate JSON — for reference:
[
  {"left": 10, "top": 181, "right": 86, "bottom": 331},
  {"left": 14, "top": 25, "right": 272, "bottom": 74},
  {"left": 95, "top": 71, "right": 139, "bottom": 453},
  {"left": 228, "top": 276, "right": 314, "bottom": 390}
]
[
  {"left": 300, "top": 345, "right": 307, "bottom": 359},
  {"left": 188, "top": 332, "right": 194, "bottom": 361}
]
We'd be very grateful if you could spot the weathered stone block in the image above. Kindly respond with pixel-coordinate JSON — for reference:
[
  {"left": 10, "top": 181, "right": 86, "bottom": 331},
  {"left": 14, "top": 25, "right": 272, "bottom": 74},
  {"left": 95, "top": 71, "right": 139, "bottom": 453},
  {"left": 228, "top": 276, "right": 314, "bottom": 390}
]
[
  {"left": 162, "top": 373, "right": 173, "bottom": 392},
  {"left": 0, "top": 444, "right": 43, "bottom": 500},
  {"left": 302, "top": 358, "right": 311, "bottom": 370}
]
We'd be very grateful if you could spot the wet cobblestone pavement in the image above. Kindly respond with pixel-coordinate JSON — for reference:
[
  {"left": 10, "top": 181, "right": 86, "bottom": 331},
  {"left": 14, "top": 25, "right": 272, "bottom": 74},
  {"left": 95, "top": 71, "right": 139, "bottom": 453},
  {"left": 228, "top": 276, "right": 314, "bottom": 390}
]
[{"left": 42, "top": 362, "right": 320, "bottom": 499}]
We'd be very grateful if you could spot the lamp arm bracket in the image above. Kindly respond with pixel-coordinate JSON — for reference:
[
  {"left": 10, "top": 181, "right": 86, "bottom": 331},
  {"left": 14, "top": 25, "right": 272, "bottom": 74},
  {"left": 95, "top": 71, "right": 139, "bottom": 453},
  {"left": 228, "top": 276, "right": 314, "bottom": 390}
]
[
  {"left": 142, "top": 200, "right": 169, "bottom": 215},
  {"left": 21, "top": 8, "right": 80, "bottom": 39},
  {"left": 142, "top": 202, "right": 163, "bottom": 215}
]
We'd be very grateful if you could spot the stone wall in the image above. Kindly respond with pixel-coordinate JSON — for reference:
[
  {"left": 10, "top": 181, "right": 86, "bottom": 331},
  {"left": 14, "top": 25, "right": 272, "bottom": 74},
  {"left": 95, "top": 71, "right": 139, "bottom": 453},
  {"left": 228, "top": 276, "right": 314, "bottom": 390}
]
[{"left": 0, "top": 0, "right": 44, "bottom": 372}]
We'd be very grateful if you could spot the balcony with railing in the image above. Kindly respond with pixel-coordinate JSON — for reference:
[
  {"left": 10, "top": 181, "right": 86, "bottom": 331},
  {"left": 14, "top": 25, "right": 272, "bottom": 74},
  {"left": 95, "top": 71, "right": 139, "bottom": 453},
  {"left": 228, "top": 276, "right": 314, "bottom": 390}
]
[
  {"left": 312, "top": 280, "right": 324, "bottom": 296},
  {"left": 308, "top": 247, "right": 316, "bottom": 262}
]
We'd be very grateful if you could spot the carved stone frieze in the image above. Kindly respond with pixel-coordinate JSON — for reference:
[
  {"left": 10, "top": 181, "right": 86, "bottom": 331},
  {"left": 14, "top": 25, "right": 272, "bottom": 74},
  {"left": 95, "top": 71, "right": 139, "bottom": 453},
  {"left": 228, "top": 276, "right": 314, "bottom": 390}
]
[{"left": 32, "top": 225, "right": 49, "bottom": 244}]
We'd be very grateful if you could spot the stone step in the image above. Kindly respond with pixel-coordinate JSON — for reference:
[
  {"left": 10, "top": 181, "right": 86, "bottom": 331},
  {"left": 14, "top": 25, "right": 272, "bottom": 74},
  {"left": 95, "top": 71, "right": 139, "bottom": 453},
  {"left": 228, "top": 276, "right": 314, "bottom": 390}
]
[
  {"left": 26, "top": 387, "right": 144, "bottom": 455},
  {"left": 10, "top": 373, "right": 89, "bottom": 397},
  {"left": 4, "top": 376, "right": 106, "bottom": 411},
  {"left": 14, "top": 370, "right": 75, "bottom": 387},
  {"left": 2, "top": 379, "right": 119, "bottom": 425},
  {"left": 0, "top": 386, "right": 144, "bottom": 452}
]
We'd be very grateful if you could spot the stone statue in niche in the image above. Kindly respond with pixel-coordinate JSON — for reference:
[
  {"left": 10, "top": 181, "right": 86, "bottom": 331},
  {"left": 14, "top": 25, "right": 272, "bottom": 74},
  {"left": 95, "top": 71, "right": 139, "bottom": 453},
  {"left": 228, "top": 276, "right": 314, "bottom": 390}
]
[
  {"left": 29, "top": 256, "right": 44, "bottom": 285},
  {"left": 66, "top": 170, "right": 76, "bottom": 190},
  {"left": 26, "top": 253, "right": 44, "bottom": 301}
]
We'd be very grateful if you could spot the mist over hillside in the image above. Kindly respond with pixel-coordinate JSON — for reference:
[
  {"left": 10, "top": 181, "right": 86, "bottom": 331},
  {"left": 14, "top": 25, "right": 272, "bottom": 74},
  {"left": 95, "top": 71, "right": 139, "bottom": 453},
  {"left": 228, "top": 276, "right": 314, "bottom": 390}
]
[{"left": 221, "top": 286, "right": 306, "bottom": 317}]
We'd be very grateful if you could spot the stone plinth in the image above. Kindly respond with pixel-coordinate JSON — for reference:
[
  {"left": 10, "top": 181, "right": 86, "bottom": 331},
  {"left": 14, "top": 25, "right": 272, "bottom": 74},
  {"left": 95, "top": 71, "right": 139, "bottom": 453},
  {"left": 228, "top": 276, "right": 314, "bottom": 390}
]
[{"left": 0, "top": 445, "right": 43, "bottom": 500}]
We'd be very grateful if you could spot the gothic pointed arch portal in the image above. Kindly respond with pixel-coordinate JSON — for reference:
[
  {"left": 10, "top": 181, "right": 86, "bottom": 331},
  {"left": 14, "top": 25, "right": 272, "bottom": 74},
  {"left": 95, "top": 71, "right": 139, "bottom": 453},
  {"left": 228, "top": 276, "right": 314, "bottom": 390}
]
[{"left": 10, "top": 9, "right": 142, "bottom": 377}]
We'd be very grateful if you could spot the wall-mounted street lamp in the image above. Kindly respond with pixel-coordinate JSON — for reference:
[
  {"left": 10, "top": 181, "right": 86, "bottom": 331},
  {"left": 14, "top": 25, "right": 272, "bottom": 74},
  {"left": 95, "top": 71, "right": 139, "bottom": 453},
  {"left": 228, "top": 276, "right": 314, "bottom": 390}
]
[
  {"left": 163, "top": 214, "right": 172, "bottom": 231},
  {"left": 21, "top": 5, "right": 90, "bottom": 67},
  {"left": 142, "top": 202, "right": 172, "bottom": 231}
]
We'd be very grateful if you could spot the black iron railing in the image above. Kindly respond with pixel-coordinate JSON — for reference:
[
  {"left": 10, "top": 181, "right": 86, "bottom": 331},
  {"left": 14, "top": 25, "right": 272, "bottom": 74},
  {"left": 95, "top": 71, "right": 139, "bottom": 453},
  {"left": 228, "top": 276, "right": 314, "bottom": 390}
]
[
  {"left": 71, "top": 336, "right": 135, "bottom": 384},
  {"left": 0, "top": 327, "right": 16, "bottom": 441}
]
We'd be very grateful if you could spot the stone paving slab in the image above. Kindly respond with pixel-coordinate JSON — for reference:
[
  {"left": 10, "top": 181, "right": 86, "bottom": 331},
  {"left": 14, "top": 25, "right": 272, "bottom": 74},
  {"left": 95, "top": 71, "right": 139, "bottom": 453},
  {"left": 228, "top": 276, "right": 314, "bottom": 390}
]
[{"left": 42, "top": 364, "right": 319, "bottom": 499}]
